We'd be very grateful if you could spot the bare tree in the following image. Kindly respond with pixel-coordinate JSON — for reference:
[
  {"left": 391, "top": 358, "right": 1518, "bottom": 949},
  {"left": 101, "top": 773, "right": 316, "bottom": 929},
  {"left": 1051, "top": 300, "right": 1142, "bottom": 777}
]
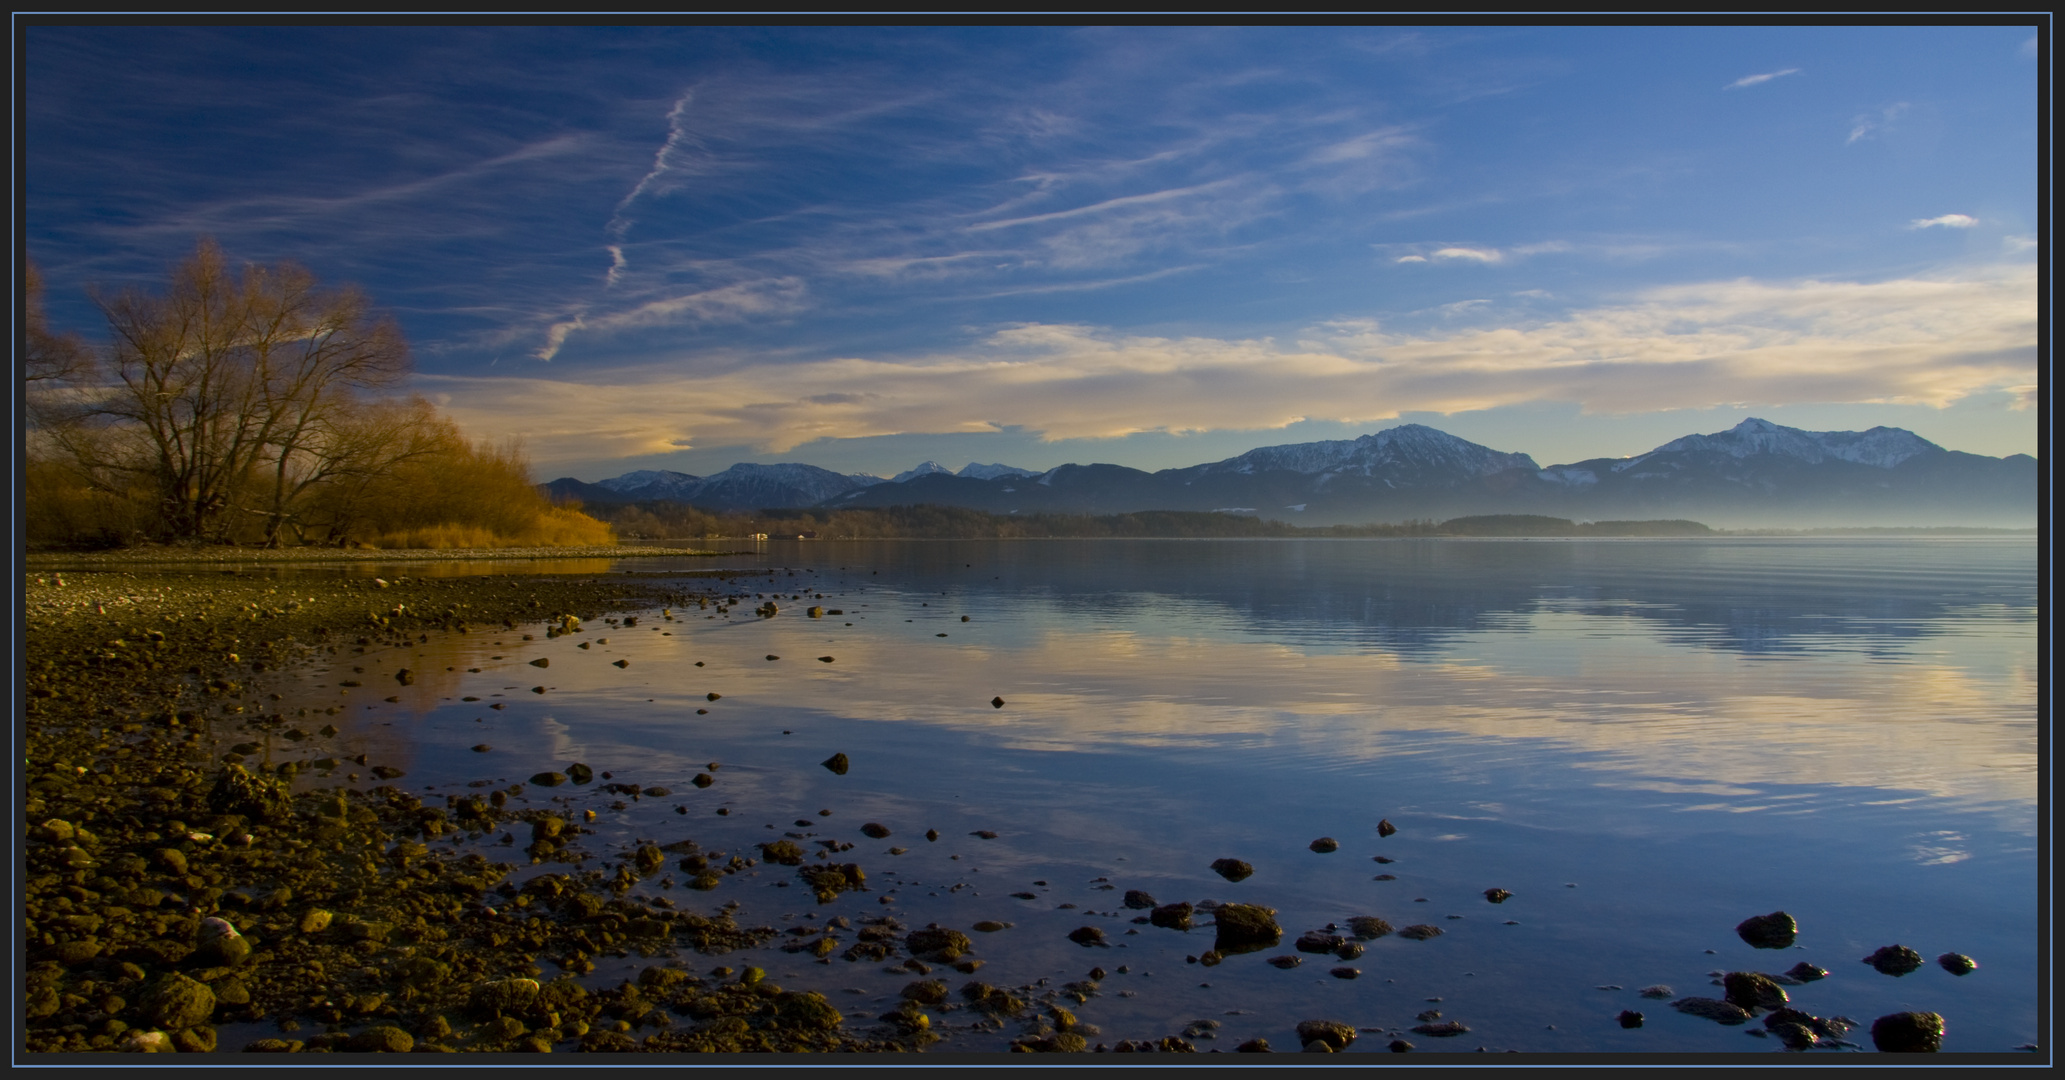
[
  {"left": 24, "top": 260, "right": 92, "bottom": 387},
  {"left": 69, "top": 240, "right": 409, "bottom": 542}
]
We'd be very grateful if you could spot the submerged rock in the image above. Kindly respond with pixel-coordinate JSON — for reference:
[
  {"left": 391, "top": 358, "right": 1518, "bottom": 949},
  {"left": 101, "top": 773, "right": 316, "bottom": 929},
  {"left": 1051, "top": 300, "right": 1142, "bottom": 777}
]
[
  {"left": 1735, "top": 911, "right": 1798, "bottom": 950},
  {"left": 1672, "top": 997, "right": 1752, "bottom": 1025},
  {"left": 759, "top": 840, "right": 806, "bottom": 866},
  {"left": 1723, "top": 972, "right": 1789, "bottom": 1012},
  {"left": 1212, "top": 904, "right": 1281, "bottom": 954},
  {"left": 906, "top": 928, "right": 973, "bottom": 961},
  {"left": 1411, "top": 1020, "right": 1469, "bottom": 1037},
  {"left": 1346, "top": 916, "right": 1393, "bottom": 940},
  {"left": 821, "top": 753, "right": 850, "bottom": 775},
  {"left": 1863, "top": 945, "right": 1924, "bottom": 976},
  {"left": 1150, "top": 903, "right": 1194, "bottom": 931},
  {"left": 1396, "top": 924, "right": 1444, "bottom": 941},
  {"left": 1870, "top": 1011, "right": 1944, "bottom": 1053},
  {"left": 861, "top": 823, "right": 892, "bottom": 839},
  {"left": 1295, "top": 931, "right": 1347, "bottom": 954},
  {"left": 1266, "top": 955, "right": 1302, "bottom": 969},
  {"left": 1123, "top": 890, "right": 1157, "bottom": 910}
]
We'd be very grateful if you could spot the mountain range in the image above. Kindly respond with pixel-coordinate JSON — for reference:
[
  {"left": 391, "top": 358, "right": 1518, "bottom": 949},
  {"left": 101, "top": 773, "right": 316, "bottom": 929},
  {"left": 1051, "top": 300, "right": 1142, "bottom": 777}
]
[{"left": 543, "top": 418, "right": 2037, "bottom": 528}]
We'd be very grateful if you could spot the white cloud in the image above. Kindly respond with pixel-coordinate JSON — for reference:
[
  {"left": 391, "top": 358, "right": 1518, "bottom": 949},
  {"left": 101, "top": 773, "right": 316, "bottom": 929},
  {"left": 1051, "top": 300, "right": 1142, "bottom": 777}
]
[
  {"left": 1395, "top": 254, "right": 1428, "bottom": 264},
  {"left": 2003, "top": 235, "right": 2036, "bottom": 252},
  {"left": 1726, "top": 67, "right": 1801, "bottom": 90},
  {"left": 428, "top": 263, "right": 2038, "bottom": 467},
  {"left": 1909, "top": 214, "right": 1978, "bottom": 229}
]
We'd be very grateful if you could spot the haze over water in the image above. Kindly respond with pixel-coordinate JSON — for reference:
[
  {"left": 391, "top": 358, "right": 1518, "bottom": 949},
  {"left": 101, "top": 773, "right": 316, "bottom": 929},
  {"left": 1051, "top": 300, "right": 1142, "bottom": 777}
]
[{"left": 270, "top": 537, "right": 2036, "bottom": 1053}]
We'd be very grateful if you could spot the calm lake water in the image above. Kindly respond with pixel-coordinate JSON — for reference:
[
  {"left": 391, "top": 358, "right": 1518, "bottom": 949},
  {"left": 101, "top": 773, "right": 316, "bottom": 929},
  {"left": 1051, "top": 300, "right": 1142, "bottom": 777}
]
[{"left": 264, "top": 538, "right": 2038, "bottom": 1054}]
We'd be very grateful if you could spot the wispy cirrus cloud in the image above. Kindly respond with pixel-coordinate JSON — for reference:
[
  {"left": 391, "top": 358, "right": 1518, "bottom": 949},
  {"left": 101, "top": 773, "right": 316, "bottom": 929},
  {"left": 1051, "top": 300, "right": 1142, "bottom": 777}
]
[
  {"left": 535, "top": 277, "right": 809, "bottom": 360},
  {"left": 1848, "top": 102, "right": 1909, "bottom": 144},
  {"left": 427, "top": 263, "right": 2037, "bottom": 466},
  {"left": 1394, "top": 241, "right": 1568, "bottom": 265},
  {"left": 1726, "top": 67, "right": 1800, "bottom": 90},
  {"left": 1909, "top": 214, "right": 1977, "bottom": 229}
]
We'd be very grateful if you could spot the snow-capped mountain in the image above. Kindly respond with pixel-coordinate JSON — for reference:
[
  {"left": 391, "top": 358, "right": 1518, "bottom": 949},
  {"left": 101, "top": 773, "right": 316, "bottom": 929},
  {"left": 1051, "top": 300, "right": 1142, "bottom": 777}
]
[
  {"left": 1194, "top": 424, "right": 1539, "bottom": 481},
  {"left": 890, "top": 461, "right": 954, "bottom": 483},
  {"left": 593, "top": 469, "right": 702, "bottom": 498},
  {"left": 957, "top": 462, "right": 1040, "bottom": 480},
  {"left": 547, "top": 417, "right": 2033, "bottom": 526},
  {"left": 1609, "top": 417, "right": 1941, "bottom": 474}
]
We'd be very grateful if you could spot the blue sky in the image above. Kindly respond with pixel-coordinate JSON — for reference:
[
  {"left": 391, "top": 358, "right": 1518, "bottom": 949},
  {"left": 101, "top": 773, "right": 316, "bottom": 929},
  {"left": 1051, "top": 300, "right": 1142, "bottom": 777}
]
[{"left": 25, "top": 25, "right": 2040, "bottom": 480}]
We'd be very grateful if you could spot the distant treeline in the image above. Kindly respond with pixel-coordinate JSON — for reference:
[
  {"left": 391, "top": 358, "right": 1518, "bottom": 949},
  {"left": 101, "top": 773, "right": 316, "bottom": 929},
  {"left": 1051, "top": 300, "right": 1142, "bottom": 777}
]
[{"left": 585, "top": 501, "right": 1715, "bottom": 540}]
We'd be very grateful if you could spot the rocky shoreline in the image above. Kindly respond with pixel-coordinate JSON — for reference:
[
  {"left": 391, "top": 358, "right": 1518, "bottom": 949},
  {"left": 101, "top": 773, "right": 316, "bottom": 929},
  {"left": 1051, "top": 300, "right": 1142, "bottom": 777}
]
[{"left": 19, "top": 560, "right": 941, "bottom": 1054}]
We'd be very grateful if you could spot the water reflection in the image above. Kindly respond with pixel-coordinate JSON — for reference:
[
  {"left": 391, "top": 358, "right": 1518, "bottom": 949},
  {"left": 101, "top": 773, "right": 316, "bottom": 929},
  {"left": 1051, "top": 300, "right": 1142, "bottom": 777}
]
[{"left": 243, "top": 538, "right": 2035, "bottom": 1053}]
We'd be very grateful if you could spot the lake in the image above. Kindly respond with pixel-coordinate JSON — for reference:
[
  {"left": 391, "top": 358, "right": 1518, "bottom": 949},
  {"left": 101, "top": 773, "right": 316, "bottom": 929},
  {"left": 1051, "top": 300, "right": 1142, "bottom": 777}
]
[{"left": 259, "top": 537, "right": 2038, "bottom": 1054}]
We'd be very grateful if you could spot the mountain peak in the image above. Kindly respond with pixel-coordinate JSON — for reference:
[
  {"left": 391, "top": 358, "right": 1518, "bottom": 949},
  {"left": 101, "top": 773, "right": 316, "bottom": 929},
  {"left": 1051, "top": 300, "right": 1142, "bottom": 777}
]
[
  {"left": 1199, "top": 424, "right": 1537, "bottom": 479},
  {"left": 1630, "top": 418, "right": 1942, "bottom": 470},
  {"left": 891, "top": 461, "right": 954, "bottom": 483}
]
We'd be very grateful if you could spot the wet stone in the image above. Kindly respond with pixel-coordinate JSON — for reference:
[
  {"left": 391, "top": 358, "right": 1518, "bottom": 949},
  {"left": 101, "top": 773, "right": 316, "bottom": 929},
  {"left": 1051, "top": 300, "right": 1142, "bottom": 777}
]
[
  {"left": 861, "top": 823, "right": 892, "bottom": 839},
  {"left": 1347, "top": 916, "right": 1393, "bottom": 940},
  {"left": 1412, "top": 1020, "right": 1469, "bottom": 1037},
  {"left": 1150, "top": 903, "right": 1193, "bottom": 931},
  {"left": 1735, "top": 911, "right": 1798, "bottom": 950},
  {"left": 1296, "top": 1019, "right": 1355, "bottom": 1051},
  {"left": 822, "top": 753, "right": 850, "bottom": 776},
  {"left": 347, "top": 1025, "right": 415, "bottom": 1053},
  {"left": 141, "top": 974, "right": 215, "bottom": 1030},
  {"left": 1308, "top": 837, "right": 1338, "bottom": 853},
  {"left": 1672, "top": 997, "right": 1753, "bottom": 1025},
  {"left": 907, "top": 928, "right": 973, "bottom": 961},
  {"left": 1722, "top": 971, "right": 1789, "bottom": 1012},
  {"left": 1329, "top": 966, "right": 1360, "bottom": 980},
  {"left": 1377, "top": 819, "right": 1398, "bottom": 837},
  {"left": 530, "top": 771, "right": 567, "bottom": 787},
  {"left": 1618, "top": 1010, "right": 1644, "bottom": 1029},
  {"left": 1212, "top": 904, "right": 1281, "bottom": 954},
  {"left": 1295, "top": 931, "right": 1347, "bottom": 954},
  {"left": 1783, "top": 963, "right": 1828, "bottom": 983},
  {"left": 1770, "top": 1021, "right": 1817, "bottom": 1050},
  {"left": 1870, "top": 1011, "right": 1944, "bottom": 1053},
  {"left": 1068, "top": 926, "right": 1106, "bottom": 947},
  {"left": 1267, "top": 955, "right": 1302, "bottom": 969},
  {"left": 1396, "top": 924, "right": 1444, "bottom": 941},
  {"left": 1123, "top": 890, "right": 1157, "bottom": 910},
  {"left": 1209, "top": 858, "right": 1253, "bottom": 883},
  {"left": 1863, "top": 945, "right": 1924, "bottom": 976},
  {"left": 1937, "top": 952, "right": 1978, "bottom": 975},
  {"left": 1484, "top": 888, "right": 1513, "bottom": 904}
]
